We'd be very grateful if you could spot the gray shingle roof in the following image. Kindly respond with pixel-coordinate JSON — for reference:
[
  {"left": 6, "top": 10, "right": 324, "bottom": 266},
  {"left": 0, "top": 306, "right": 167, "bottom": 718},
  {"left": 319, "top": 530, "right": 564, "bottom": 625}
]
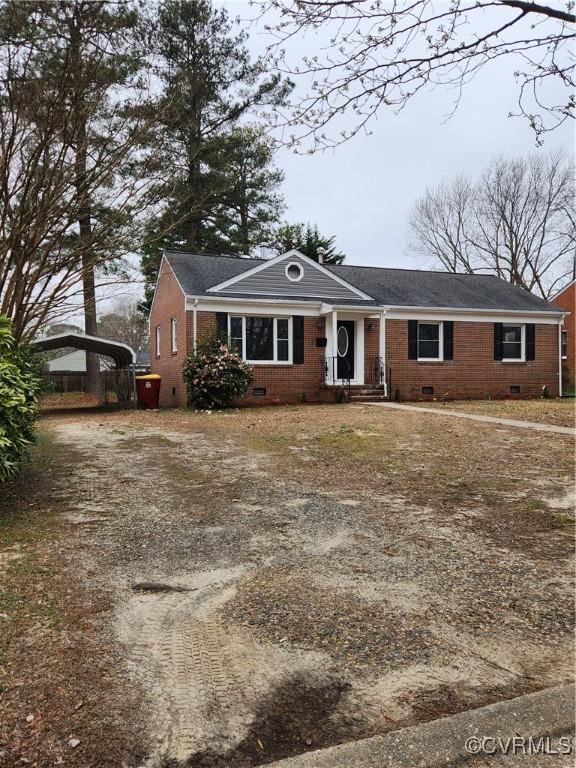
[{"left": 164, "top": 251, "right": 560, "bottom": 313}]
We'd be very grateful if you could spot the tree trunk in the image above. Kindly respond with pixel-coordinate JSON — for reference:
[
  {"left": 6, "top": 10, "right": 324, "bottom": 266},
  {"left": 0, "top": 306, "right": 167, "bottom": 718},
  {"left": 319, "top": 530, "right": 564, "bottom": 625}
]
[{"left": 71, "top": 11, "right": 99, "bottom": 395}]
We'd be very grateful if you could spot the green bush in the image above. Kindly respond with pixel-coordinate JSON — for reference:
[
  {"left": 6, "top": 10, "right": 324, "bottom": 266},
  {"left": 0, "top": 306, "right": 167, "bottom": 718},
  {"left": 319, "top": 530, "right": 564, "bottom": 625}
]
[
  {"left": 0, "top": 316, "right": 41, "bottom": 481},
  {"left": 183, "top": 334, "right": 252, "bottom": 410}
]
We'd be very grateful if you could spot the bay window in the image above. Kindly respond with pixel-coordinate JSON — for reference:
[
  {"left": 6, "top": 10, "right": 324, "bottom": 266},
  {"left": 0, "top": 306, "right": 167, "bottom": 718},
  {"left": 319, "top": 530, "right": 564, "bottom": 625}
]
[{"left": 229, "top": 316, "right": 292, "bottom": 363}]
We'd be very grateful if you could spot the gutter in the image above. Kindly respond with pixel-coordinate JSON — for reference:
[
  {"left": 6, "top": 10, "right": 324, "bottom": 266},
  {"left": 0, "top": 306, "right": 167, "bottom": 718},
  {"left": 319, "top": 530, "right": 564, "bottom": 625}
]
[{"left": 185, "top": 294, "right": 565, "bottom": 318}]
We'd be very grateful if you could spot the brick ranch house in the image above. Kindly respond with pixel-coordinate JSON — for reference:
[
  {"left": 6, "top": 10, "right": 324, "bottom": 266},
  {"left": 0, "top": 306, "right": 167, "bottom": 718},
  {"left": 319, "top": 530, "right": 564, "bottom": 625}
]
[
  {"left": 552, "top": 278, "right": 575, "bottom": 391},
  {"left": 150, "top": 249, "right": 567, "bottom": 407}
]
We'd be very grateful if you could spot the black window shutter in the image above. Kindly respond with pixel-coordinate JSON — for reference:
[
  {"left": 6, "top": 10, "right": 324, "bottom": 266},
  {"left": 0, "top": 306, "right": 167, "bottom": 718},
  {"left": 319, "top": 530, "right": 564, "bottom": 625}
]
[
  {"left": 443, "top": 321, "right": 454, "bottom": 360},
  {"left": 494, "top": 323, "right": 503, "bottom": 360},
  {"left": 526, "top": 323, "right": 535, "bottom": 360},
  {"left": 408, "top": 320, "right": 418, "bottom": 360},
  {"left": 216, "top": 312, "right": 228, "bottom": 336},
  {"left": 293, "top": 316, "right": 304, "bottom": 364}
]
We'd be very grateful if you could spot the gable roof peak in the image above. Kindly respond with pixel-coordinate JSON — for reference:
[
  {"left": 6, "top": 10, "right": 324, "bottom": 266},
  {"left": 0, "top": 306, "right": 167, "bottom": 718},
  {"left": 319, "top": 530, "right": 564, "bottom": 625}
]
[{"left": 205, "top": 248, "right": 374, "bottom": 300}]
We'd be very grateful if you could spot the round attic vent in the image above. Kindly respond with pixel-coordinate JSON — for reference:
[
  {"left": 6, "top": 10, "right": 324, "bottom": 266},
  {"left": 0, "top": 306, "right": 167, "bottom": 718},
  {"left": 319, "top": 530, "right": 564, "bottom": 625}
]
[{"left": 285, "top": 262, "right": 304, "bottom": 282}]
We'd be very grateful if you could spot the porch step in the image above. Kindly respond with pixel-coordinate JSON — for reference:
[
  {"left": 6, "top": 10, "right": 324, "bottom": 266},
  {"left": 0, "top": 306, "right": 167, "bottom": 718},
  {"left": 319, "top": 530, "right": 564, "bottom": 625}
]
[
  {"left": 348, "top": 388, "right": 387, "bottom": 402},
  {"left": 349, "top": 394, "right": 388, "bottom": 402}
]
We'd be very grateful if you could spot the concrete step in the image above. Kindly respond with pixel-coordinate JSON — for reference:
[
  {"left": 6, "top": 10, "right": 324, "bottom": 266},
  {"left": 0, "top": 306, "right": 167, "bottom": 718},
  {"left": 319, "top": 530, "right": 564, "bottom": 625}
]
[{"left": 349, "top": 394, "right": 388, "bottom": 402}]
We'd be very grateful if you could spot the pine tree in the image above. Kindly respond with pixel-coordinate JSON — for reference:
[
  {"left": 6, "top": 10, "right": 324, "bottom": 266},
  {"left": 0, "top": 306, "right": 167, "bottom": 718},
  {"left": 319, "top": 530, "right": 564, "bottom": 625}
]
[
  {"left": 272, "top": 223, "right": 346, "bottom": 264},
  {"left": 3, "top": 0, "right": 147, "bottom": 391},
  {"left": 140, "top": 0, "right": 291, "bottom": 301},
  {"left": 213, "top": 127, "right": 285, "bottom": 257}
]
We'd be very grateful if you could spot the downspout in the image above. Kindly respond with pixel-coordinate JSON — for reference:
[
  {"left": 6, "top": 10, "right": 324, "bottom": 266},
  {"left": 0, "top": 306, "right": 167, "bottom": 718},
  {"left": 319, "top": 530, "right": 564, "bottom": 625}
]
[
  {"left": 193, "top": 299, "right": 198, "bottom": 352},
  {"left": 558, "top": 319, "right": 563, "bottom": 398},
  {"left": 380, "top": 310, "right": 387, "bottom": 397}
]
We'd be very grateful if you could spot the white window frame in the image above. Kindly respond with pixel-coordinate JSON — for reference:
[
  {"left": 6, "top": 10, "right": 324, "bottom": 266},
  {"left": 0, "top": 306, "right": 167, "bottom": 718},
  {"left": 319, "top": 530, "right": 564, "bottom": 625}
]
[
  {"left": 155, "top": 325, "right": 161, "bottom": 358},
  {"left": 502, "top": 323, "right": 525, "bottom": 363},
  {"left": 285, "top": 262, "right": 304, "bottom": 282},
  {"left": 228, "top": 315, "right": 293, "bottom": 365},
  {"left": 170, "top": 317, "right": 177, "bottom": 354},
  {"left": 417, "top": 321, "right": 443, "bottom": 361},
  {"left": 561, "top": 329, "right": 568, "bottom": 360}
]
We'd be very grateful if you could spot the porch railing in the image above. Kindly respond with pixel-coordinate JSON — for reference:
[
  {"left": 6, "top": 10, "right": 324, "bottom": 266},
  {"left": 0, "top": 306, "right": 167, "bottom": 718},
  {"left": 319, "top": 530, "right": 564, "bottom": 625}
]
[
  {"left": 324, "top": 356, "right": 351, "bottom": 400},
  {"left": 366, "top": 356, "right": 386, "bottom": 388}
]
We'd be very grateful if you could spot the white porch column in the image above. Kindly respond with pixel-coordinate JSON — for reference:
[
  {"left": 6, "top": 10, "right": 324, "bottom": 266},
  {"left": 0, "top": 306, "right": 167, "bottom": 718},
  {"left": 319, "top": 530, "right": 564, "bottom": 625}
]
[
  {"left": 331, "top": 310, "right": 338, "bottom": 383},
  {"left": 379, "top": 311, "right": 386, "bottom": 393}
]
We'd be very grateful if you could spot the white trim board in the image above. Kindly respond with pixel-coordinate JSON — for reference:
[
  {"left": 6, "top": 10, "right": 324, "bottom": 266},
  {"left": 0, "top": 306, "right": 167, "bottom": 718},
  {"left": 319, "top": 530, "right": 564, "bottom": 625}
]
[
  {"left": 186, "top": 296, "right": 564, "bottom": 324},
  {"left": 384, "top": 307, "right": 564, "bottom": 324}
]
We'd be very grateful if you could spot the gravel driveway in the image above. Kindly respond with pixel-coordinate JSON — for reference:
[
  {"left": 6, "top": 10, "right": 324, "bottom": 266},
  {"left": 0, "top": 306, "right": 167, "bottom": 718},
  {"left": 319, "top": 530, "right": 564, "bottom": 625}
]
[{"left": 40, "top": 408, "right": 574, "bottom": 767}]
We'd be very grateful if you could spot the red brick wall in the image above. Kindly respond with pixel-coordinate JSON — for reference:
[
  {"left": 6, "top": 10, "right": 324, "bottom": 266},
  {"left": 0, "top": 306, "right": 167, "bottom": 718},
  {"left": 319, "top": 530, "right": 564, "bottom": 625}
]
[
  {"left": 150, "top": 260, "right": 188, "bottom": 407},
  {"left": 552, "top": 282, "right": 574, "bottom": 389},
  {"left": 152, "top": 297, "right": 561, "bottom": 406},
  {"left": 386, "top": 320, "right": 560, "bottom": 400},
  {"left": 193, "top": 312, "right": 326, "bottom": 405}
]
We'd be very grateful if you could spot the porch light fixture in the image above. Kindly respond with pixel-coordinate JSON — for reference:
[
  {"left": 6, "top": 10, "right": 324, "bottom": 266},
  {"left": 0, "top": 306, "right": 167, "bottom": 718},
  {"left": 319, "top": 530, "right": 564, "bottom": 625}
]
[
  {"left": 316, "top": 319, "right": 324, "bottom": 329},
  {"left": 367, "top": 321, "right": 375, "bottom": 331}
]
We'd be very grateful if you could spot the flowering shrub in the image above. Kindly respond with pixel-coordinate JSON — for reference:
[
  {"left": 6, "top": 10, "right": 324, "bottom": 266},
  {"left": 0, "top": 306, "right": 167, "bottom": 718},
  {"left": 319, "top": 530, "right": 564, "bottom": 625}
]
[
  {"left": 0, "top": 316, "right": 41, "bottom": 481},
  {"left": 182, "top": 335, "right": 252, "bottom": 409}
]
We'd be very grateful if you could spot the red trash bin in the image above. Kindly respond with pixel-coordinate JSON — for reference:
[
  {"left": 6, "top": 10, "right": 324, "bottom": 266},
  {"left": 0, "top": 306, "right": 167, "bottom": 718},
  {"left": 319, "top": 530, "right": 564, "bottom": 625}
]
[{"left": 135, "top": 374, "right": 161, "bottom": 409}]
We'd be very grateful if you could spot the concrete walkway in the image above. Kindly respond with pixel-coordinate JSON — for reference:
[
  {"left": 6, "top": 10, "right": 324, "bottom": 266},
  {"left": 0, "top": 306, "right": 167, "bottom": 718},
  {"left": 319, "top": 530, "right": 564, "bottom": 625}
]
[
  {"left": 361, "top": 402, "right": 575, "bottom": 436},
  {"left": 269, "top": 683, "right": 575, "bottom": 768}
]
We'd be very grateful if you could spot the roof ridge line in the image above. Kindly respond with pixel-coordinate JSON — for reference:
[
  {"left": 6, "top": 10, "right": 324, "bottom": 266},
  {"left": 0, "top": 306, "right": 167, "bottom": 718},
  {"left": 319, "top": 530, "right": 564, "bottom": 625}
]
[{"left": 165, "top": 252, "right": 505, "bottom": 278}]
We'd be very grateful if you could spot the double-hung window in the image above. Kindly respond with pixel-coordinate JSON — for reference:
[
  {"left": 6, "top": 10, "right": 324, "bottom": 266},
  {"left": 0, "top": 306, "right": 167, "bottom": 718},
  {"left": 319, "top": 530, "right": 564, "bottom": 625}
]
[
  {"left": 171, "top": 318, "right": 177, "bottom": 353},
  {"left": 229, "top": 316, "right": 292, "bottom": 363},
  {"left": 418, "top": 322, "right": 443, "bottom": 361},
  {"left": 502, "top": 324, "right": 524, "bottom": 361}
]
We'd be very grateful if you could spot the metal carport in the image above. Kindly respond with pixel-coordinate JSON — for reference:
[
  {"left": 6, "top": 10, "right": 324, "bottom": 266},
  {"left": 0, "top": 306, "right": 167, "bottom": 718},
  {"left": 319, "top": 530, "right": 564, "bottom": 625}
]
[{"left": 33, "top": 333, "right": 136, "bottom": 404}]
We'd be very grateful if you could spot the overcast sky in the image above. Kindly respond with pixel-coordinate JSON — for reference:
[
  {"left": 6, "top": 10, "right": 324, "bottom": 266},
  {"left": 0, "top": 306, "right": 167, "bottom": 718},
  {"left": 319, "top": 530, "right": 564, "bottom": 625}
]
[
  {"left": 91, "top": 0, "right": 573, "bottom": 320},
  {"left": 233, "top": 0, "right": 574, "bottom": 270}
]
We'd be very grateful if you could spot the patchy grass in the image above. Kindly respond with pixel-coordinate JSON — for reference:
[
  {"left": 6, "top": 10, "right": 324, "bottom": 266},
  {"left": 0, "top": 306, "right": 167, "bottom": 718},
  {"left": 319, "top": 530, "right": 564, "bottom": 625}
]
[
  {"left": 225, "top": 566, "right": 436, "bottom": 670},
  {"left": 5, "top": 403, "right": 573, "bottom": 766},
  {"left": 44, "top": 404, "right": 573, "bottom": 552},
  {"left": 0, "top": 432, "right": 148, "bottom": 768},
  {"left": 415, "top": 398, "right": 575, "bottom": 428}
]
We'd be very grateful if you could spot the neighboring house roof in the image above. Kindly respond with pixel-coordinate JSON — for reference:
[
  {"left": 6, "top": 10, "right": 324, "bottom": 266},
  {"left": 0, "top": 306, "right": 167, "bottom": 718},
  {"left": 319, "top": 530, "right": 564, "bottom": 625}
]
[
  {"left": 135, "top": 350, "right": 151, "bottom": 368},
  {"left": 46, "top": 349, "right": 149, "bottom": 373},
  {"left": 164, "top": 251, "right": 561, "bottom": 314},
  {"left": 47, "top": 350, "right": 109, "bottom": 373},
  {"left": 550, "top": 278, "right": 575, "bottom": 301}
]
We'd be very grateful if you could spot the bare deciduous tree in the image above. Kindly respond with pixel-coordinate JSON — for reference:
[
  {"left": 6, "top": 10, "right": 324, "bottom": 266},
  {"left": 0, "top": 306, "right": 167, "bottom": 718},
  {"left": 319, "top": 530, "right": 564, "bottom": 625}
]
[
  {"left": 0, "top": 2, "right": 158, "bottom": 350},
  {"left": 408, "top": 151, "right": 575, "bottom": 297},
  {"left": 97, "top": 298, "right": 149, "bottom": 360},
  {"left": 261, "top": 0, "right": 575, "bottom": 149}
]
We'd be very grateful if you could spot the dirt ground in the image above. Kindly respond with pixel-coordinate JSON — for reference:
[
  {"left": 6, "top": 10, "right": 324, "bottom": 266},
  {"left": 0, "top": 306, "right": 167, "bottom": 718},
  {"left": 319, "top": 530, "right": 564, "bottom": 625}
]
[
  {"left": 415, "top": 398, "right": 575, "bottom": 428},
  {"left": 1, "top": 402, "right": 574, "bottom": 767}
]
